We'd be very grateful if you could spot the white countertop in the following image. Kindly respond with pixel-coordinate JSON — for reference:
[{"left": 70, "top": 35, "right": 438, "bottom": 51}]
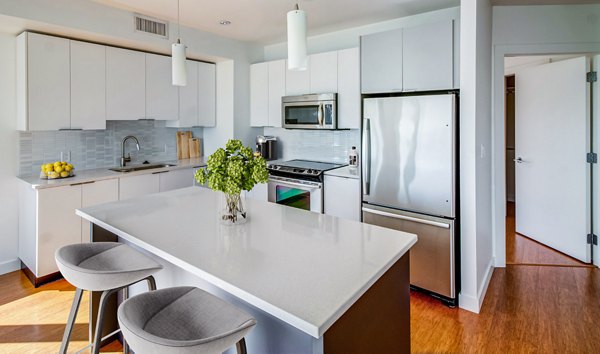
[
  {"left": 76, "top": 187, "right": 416, "bottom": 338},
  {"left": 324, "top": 165, "right": 360, "bottom": 180},
  {"left": 18, "top": 157, "right": 207, "bottom": 189}
]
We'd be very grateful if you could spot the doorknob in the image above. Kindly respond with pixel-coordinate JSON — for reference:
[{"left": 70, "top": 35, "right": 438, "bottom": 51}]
[{"left": 514, "top": 157, "right": 524, "bottom": 163}]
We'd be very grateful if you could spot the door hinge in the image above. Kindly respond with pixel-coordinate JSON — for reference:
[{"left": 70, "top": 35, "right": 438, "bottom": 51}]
[
  {"left": 587, "top": 152, "right": 597, "bottom": 163},
  {"left": 587, "top": 71, "right": 597, "bottom": 83},
  {"left": 587, "top": 234, "right": 598, "bottom": 245}
]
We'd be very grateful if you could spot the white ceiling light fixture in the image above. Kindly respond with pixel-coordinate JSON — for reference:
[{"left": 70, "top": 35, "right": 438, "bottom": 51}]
[
  {"left": 287, "top": 3, "right": 308, "bottom": 71},
  {"left": 172, "top": 0, "right": 187, "bottom": 86}
]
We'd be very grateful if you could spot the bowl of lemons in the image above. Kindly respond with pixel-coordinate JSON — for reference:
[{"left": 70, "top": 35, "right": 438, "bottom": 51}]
[{"left": 40, "top": 161, "right": 75, "bottom": 179}]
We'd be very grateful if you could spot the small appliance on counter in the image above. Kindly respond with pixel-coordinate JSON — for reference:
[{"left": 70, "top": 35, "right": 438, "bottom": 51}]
[
  {"left": 267, "top": 159, "right": 345, "bottom": 213},
  {"left": 256, "top": 135, "right": 277, "bottom": 161}
]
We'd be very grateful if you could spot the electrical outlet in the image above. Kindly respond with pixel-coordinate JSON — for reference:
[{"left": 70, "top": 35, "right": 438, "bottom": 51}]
[{"left": 61, "top": 151, "right": 71, "bottom": 162}]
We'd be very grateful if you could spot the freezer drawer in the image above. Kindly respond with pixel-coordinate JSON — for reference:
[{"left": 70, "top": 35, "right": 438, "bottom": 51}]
[{"left": 362, "top": 204, "right": 455, "bottom": 299}]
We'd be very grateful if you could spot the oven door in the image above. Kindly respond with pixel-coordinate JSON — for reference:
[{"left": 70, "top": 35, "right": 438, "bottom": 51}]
[
  {"left": 282, "top": 100, "right": 336, "bottom": 129},
  {"left": 268, "top": 176, "right": 323, "bottom": 213}
]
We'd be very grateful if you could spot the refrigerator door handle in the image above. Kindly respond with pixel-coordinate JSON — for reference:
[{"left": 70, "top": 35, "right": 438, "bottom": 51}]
[
  {"left": 362, "top": 118, "right": 371, "bottom": 195},
  {"left": 362, "top": 207, "right": 451, "bottom": 229}
]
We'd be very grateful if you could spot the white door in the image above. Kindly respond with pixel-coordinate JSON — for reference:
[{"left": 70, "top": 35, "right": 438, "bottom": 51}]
[
  {"left": 71, "top": 40, "right": 106, "bottom": 130},
  {"left": 594, "top": 55, "right": 600, "bottom": 267},
  {"left": 146, "top": 53, "right": 179, "bottom": 120},
  {"left": 198, "top": 62, "right": 216, "bottom": 127},
  {"left": 515, "top": 56, "right": 591, "bottom": 262}
]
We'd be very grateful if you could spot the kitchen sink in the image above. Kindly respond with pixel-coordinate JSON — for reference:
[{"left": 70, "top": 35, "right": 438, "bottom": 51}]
[{"left": 109, "top": 163, "right": 176, "bottom": 173}]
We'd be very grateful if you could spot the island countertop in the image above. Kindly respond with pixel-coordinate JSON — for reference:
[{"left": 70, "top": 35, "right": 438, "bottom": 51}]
[{"left": 76, "top": 187, "right": 417, "bottom": 339}]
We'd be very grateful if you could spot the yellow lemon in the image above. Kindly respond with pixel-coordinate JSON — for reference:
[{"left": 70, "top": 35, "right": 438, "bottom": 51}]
[
  {"left": 54, "top": 166, "right": 63, "bottom": 173},
  {"left": 48, "top": 171, "right": 59, "bottom": 179},
  {"left": 64, "top": 165, "right": 72, "bottom": 172},
  {"left": 60, "top": 171, "right": 70, "bottom": 178},
  {"left": 45, "top": 163, "right": 53, "bottom": 170},
  {"left": 67, "top": 164, "right": 73, "bottom": 169}
]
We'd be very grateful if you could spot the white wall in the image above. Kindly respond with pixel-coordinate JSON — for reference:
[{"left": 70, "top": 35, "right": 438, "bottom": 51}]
[
  {"left": 458, "top": 0, "right": 494, "bottom": 314},
  {"left": 0, "top": 32, "right": 19, "bottom": 274},
  {"left": 491, "top": 4, "right": 600, "bottom": 267}
]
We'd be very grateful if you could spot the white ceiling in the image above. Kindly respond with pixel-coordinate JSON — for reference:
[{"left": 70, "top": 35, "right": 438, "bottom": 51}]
[{"left": 91, "top": 0, "right": 460, "bottom": 44}]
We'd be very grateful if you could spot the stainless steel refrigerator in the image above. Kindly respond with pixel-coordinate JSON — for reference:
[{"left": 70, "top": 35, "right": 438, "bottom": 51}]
[{"left": 361, "top": 93, "right": 458, "bottom": 306}]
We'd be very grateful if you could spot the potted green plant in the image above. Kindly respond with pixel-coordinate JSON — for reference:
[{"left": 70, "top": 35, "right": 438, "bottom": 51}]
[{"left": 195, "top": 139, "right": 269, "bottom": 225}]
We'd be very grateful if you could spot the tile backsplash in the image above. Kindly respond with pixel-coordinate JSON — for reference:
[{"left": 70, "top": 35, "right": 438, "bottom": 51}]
[
  {"left": 263, "top": 128, "right": 360, "bottom": 164},
  {"left": 18, "top": 121, "right": 202, "bottom": 176}
]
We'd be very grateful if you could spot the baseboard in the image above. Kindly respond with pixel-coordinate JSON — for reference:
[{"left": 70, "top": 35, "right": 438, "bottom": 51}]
[
  {"left": 0, "top": 258, "right": 21, "bottom": 275},
  {"left": 478, "top": 258, "right": 495, "bottom": 310},
  {"left": 458, "top": 258, "right": 495, "bottom": 314}
]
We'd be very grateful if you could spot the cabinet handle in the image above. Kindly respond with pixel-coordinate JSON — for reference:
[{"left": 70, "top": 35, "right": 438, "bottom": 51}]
[
  {"left": 152, "top": 171, "right": 170, "bottom": 175},
  {"left": 70, "top": 181, "right": 94, "bottom": 186},
  {"left": 59, "top": 128, "right": 83, "bottom": 131}
]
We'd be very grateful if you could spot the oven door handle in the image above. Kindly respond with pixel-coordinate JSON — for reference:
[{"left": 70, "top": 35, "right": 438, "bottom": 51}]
[{"left": 269, "top": 178, "right": 322, "bottom": 189}]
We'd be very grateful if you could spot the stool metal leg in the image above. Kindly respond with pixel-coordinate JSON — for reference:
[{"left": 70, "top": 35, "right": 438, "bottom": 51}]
[
  {"left": 122, "top": 286, "right": 129, "bottom": 354},
  {"left": 92, "top": 288, "right": 118, "bottom": 354},
  {"left": 146, "top": 275, "right": 157, "bottom": 291},
  {"left": 235, "top": 338, "right": 248, "bottom": 354},
  {"left": 59, "top": 287, "right": 84, "bottom": 354}
]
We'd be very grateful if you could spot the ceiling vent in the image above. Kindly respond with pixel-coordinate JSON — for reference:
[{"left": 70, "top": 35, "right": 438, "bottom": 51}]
[{"left": 134, "top": 14, "right": 168, "bottom": 38}]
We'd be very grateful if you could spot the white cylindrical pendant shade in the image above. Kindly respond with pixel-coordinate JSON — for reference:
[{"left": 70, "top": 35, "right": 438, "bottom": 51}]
[
  {"left": 287, "top": 9, "right": 307, "bottom": 71},
  {"left": 172, "top": 42, "right": 187, "bottom": 86}
]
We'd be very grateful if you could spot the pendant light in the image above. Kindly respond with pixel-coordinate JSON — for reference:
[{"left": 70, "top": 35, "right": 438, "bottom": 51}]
[
  {"left": 287, "top": 3, "right": 308, "bottom": 71},
  {"left": 172, "top": 0, "right": 187, "bottom": 86}
]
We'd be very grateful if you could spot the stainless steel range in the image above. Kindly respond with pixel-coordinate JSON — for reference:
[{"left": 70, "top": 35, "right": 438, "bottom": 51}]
[{"left": 267, "top": 160, "right": 345, "bottom": 213}]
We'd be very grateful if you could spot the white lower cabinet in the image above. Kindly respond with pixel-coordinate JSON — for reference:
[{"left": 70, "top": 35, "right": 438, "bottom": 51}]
[
  {"left": 119, "top": 173, "right": 160, "bottom": 200},
  {"left": 158, "top": 169, "right": 195, "bottom": 192},
  {"left": 81, "top": 179, "right": 119, "bottom": 243},
  {"left": 324, "top": 175, "right": 361, "bottom": 221},
  {"left": 36, "top": 184, "right": 82, "bottom": 277},
  {"left": 246, "top": 183, "right": 268, "bottom": 202}
]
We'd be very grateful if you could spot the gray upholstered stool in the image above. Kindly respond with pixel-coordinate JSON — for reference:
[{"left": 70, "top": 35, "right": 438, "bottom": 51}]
[
  {"left": 118, "top": 286, "right": 257, "bottom": 354},
  {"left": 55, "top": 242, "right": 163, "bottom": 354}
]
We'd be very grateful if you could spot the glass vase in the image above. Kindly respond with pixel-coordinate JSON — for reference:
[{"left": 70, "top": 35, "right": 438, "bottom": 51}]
[{"left": 220, "top": 192, "right": 247, "bottom": 225}]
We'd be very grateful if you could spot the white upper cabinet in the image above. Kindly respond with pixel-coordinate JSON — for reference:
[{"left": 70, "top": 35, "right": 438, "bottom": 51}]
[
  {"left": 169, "top": 60, "right": 199, "bottom": 128},
  {"left": 146, "top": 54, "right": 179, "bottom": 121},
  {"left": 198, "top": 62, "right": 217, "bottom": 127},
  {"left": 286, "top": 58, "right": 310, "bottom": 95},
  {"left": 106, "top": 47, "right": 146, "bottom": 120},
  {"left": 402, "top": 20, "right": 454, "bottom": 91},
  {"left": 360, "top": 28, "right": 403, "bottom": 94},
  {"left": 250, "top": 62, "right": 269, "bottom": 127},
  {"left": 268, "top": 60, "right": 286, "bottom": 127},
  {"left": 70, "top": 40, "right": 106, "bottom": 130},
  {"left": 17, "top": 32, "right": 70, "bottom": 131},
  {"left": 337, "top": 48, "right": 360, "bottom": 129},
  {"left": 310, "top": 51, "right": 338, "bottom": 93}
]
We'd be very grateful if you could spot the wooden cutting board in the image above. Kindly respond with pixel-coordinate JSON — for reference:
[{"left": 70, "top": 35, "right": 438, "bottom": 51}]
[
  {"left": 176, "top": 131, "right": 192, "bottom": 159},
  {"left": 189, "top": 138, "right": 201, "bottom": 158}
]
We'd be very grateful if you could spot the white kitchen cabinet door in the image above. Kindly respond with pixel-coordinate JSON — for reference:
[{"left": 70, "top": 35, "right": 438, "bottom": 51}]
[
  {"left": 337, "top": 48, "right": 360, "bottom": 129},
  {"left": 250, "top": 62, "right": 269, "bottom": 127},
  {"left": 268, "top": 60, "right": 286, "bottom": 127},
  {"left": 119, "top": 173, "right": 160, "bottom": 200},
  {"left": 360, "top": 28, "right": 403, "bottom": 94},
  {"left": 37, "top": 184, "right": 82, "bottom": 276},
  {"left": 310, "top": 51, "right": 338, "bottom": 93},
  {"left": 106, "top": 47, "right": 146, "bottom": 120},
  {"left": 324, "top": 175, "right": 360, "bottom": 221},
  {"left": 81, "top": 179, "right": 119, "bottom": 243},
  {"left": 246, "top": 183, "right": 268, "bottom": 202},
  {"left": 158, "top": 169, "right": 195, "bottom": 192},
  {"left": 146, "top": 53, "right": 179, "bottom": 121},
  {"left": 198, "top": 62, "right": 217, "bottom": 127},
  {"left": 168, "top": 60, "right": 199, "bottom": 128},
  {"left": 19, "top": 32, "right": 71, "bottom": 131},
  {"left": 70, "top": 40, "right": 106, "bottom": 130},
  {"left": 403, "top": 20, "right": 454, "bottom": 91},
  {"left": 286, "top": 59, "right": 310, "bottom": 95}
]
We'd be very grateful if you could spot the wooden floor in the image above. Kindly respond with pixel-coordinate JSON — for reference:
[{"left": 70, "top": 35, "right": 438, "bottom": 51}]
[
  {"left": 0, "top": 271, "right": 121, "bottom": 353},
  {"left": 506, "top": 202, "right": 592, "bottom": 267}
]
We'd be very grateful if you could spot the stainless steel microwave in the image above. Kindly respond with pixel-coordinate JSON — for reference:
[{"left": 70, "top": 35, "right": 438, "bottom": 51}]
[{"left": 282, "top": 93, "right": 337, "bottom": 130}]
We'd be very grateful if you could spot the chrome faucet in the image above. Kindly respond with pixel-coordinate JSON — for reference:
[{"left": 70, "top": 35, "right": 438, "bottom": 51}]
[{"left": 121, "top": 135, "right": 140, "bottom": 167}]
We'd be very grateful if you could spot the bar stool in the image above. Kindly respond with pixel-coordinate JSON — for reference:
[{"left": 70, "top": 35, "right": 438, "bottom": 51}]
[
  {"left": 118, "top": 286, "right": 257, "bottom": 354},
  {"left": 55, "top": 242, "right": 163, "bottom": 354}
]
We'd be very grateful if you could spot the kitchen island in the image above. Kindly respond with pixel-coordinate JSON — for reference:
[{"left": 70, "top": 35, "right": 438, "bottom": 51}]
[{"left": 76, "top": 187, "right": 417, "bottom": 353}]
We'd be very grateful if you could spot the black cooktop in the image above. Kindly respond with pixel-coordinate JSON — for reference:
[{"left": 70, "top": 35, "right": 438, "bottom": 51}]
[{"left": 267, "top": 159, "right": 346, "bottom": 178}]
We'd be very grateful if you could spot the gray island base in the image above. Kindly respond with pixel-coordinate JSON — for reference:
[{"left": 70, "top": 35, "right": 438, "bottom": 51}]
[{"left": 77, "top": 187, "right": 416, "bottom": 353}]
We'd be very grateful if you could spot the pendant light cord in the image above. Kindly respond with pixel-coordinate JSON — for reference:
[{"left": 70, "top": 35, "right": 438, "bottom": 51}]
[{"left": 177, "top": 0, "right": 181, "bottom": 40}]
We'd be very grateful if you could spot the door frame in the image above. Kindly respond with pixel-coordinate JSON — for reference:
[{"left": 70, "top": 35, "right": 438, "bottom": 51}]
[{"left": 492, "top": 43, "right": 600, "bottom": 267}]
